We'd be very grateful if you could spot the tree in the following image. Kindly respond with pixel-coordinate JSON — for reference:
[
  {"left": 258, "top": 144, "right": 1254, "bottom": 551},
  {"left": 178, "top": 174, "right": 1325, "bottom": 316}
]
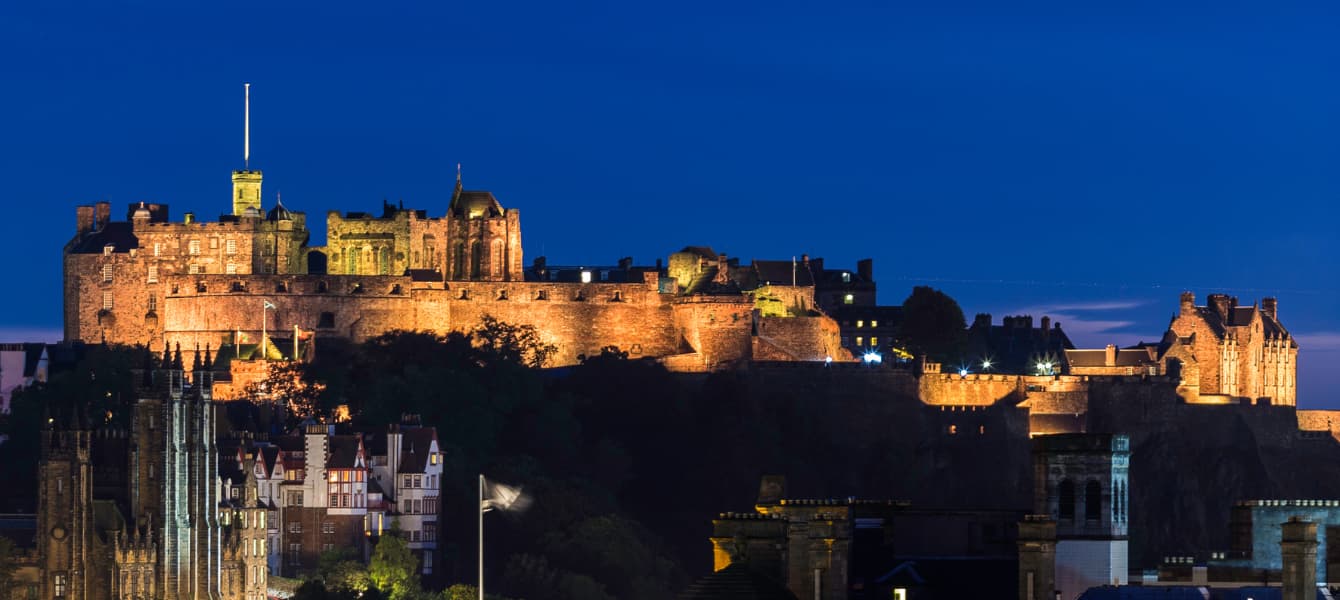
[
  {"left": 316, "top": 547, "right": 371, "bottom": 593},
  {"left": 897, "top": 286, "right": 967, "bottom": 364},
  {"left": 369, "top": 533, "right": 419, "bottom": 600},
  {"left": 0, "top": 537, "right": 16, "bottom": 592},
  {"left": 474, "top": 315, "right": 558, "bottom": 368},
  {"left": 242, "top": 361, "right": 323, "bottom": 426}
]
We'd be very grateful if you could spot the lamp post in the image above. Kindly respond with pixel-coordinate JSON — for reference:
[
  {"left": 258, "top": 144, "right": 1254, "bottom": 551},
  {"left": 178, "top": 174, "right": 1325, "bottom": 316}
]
[{"left": 261, "top": 300, "right": 276, "bottom": 360}]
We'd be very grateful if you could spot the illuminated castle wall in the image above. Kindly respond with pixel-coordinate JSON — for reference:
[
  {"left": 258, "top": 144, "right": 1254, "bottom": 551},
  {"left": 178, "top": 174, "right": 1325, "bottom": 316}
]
[{"left": 63, "top": 168, "right": 845, "bottom": 371}]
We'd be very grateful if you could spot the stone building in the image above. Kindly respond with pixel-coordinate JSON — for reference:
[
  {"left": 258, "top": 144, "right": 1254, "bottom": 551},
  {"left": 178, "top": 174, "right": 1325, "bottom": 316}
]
[
  {"left": 63, "top": 166, "right": 845, "bottom": 372},
  {"left": 35, "top": 353, "right": 266, "bottom": 600},
  {"left": 1032, "top": 434, "right": 1130, "bottom": 600},
  {"left": 1162, "top": 292, "right": 1297, "bottom": 405}
]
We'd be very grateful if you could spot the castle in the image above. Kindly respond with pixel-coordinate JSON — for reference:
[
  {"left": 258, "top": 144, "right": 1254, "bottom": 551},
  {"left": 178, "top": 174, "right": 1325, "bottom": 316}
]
[
  {"left": 64, "top": 167, "right": 847, "bottom": 372},
  {"left": 36, "top": 351, "right": 267, "bottom": 600}
]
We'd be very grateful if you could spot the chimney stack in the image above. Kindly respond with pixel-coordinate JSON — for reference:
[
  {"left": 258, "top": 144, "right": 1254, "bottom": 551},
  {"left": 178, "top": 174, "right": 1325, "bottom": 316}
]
[
  {"left": 1105, "top": 344, "right": 1117, "bottom": 367},
  {"left": 1262, "top": 297, "right": 1278, "bottom": 321},
  {"left": 1179, "top": 291, "right": 1196, "bottom": 317},
  {"left": 857, "top": 258, "right": 873, "bottom": 282}
]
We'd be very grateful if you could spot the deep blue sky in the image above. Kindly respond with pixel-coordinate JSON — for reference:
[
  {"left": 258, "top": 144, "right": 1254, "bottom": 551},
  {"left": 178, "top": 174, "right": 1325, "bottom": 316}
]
[{"left": 3, "top": 2, "right": 1338, "bottom": 404}]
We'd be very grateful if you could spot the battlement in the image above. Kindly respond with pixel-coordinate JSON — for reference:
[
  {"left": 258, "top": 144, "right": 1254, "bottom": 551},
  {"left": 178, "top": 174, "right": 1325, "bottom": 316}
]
[{"left": 1235, "top": 499, "right": 1340, "bottom": 508}]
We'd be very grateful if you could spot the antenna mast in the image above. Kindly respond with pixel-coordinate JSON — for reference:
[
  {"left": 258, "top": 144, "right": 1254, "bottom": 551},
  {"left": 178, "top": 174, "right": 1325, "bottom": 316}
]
[{"left": 244, "top": 83, "right": 251, "bottom": 170}]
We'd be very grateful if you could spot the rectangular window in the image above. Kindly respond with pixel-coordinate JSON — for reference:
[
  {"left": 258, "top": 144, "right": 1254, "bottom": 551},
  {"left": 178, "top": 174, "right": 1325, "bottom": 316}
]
[
  {"left": 403, "top": 475, "right": 411, "bottom": 489},
  {"left": 322, "top": 522, "right": 334, "bottom": 534},
  {"left": 287, "top": 544, "right": 301, "bottom": 566},
  {"left": 430, "top": 453, "right": 438, "bottom": 465},
  {"left": 288, "top": 522, "right": 302, "bottom": 534},
  {"left": 102, "top": 264, "right": 113, "bottom": 282},
  {"left": 844, "top": 294, "right": 854, "bottom": 305},
  {"left": 856, "top": 320, "right": 863, "bottom": 328},
  {"left": 226, "top": 239, "right": 237, "bottom": 254},
  {"left": 54, "top": 574, "right": 67, "bottom": 598},
  {"left": 226, "top": 263, "right": 237, "bottom": 275},
  {"left": 189, "top": 240, "right": 201, "bottom": 255},
  {"left": 343, "top": 493, "right": 351, "bottom": 507},
  {"left": 153, "top": 242, "right": 162, "bottom": 257},
  {"left": 413, "top": 475, "right": 422, "bottom": 488},
  {"left": 411, "top": 530, "right": 420, "bottom": 542},
  {"left": 147, "top": 265, "right": 158, "bottom": 283},
  {"left": 425, "top": 496, "right": 437, "bottom": 514},
  {"left": 423, "top": 522, "right": 436, "bottom": 542},
  {"left": 330, "top": 493, "right": 339, "bottom": 507},
  {"left": 402, "top": 499, "right": 412, "bottom": 514},
  {"left": 210, "top": 238, "right": 219, "bottom": 249},
  {"left": 189, "top": 264, "right": 200, "bottom": 275},
  {"left": 871, "top": 337, "right": 878, "bottom": 347},
  {"left": 102, "top": 291, "right": 113, "bottom": 310},
  {"left": 855, "top": 337, "right": 863, "bottom": 346},
  {"left": 871, "top": 320, "right": 878, "bottom": 328}
]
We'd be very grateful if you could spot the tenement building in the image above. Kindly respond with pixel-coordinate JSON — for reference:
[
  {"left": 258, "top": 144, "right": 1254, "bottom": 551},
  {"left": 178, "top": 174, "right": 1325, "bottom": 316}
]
[
  {"left": 36, "top": 352, "right": 267, "bottom": 600},
  {"left": 64, "top": 166, "right": 847, "bottom": 371}
]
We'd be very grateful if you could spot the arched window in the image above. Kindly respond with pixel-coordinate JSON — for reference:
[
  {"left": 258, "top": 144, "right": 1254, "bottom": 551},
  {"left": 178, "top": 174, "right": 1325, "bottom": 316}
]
[
  {"left": 491, "top": 239, "right": 504, "bottom": 278},
  {"left": 453, "top": 243, "right": 465, "bottom": 279},
  {"left": 1058, "top": 479, "right": 1075, "bottom": 520},
  {"left": 1085, "top": 480, "right": 1102, "bottom": 521},
  {"left": 470, "top": 241, "right": 482, "bottom": 279}
]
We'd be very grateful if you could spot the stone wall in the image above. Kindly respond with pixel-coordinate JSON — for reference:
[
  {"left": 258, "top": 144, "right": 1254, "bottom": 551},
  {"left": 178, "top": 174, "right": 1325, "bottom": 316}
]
[
  {"left": 1297, "top": 410, "right": 1340, "bottom": 442},
  {"left": 918, "top": 373, "right": 1023, "bottom": 406}
]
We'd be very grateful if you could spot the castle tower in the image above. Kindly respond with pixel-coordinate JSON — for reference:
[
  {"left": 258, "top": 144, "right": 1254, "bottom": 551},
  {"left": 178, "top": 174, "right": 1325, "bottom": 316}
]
[
  {"left": 1281, "top": 516, "right": 1319, "bottom": 600},
  {"left": 1033, "top": 434, "right": 1129, "bottom": 600},
  {"left": 232, "top": 170, "right": 263, "bottom": 216},
  {"left": 36, "top": 426, "right": 95, "bottom": 600}
]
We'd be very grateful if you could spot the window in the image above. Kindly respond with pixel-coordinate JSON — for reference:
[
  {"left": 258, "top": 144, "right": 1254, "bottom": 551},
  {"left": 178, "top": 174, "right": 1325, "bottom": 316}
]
[
  {"left": 147, "top": 265, "right": 158, "bottom": 283},
  {"left": 844, "top": 294, "right": 854, "bottom": 305},
  {"left": 411, "top": 530, "right": 420, "bottom": 541},
  {"left": 287, "top": 543, "right": 301, "bottom": 566},
  {"left": 581, "top": 270, "right": 592, "bottom": 283},
  {"left": 536, "top": 289, "right": 549, "bottom": 301},
  {"left": 402, "top": 498, "right": 412, "bottom": 514},
  {"left": 189, "top": 240, "right": 201, "bottom": 255},
  {"left": 423, "top": 522, "right": 436, "bottom": 542},
  {"left": 430, "top": 453, "right": 439, "bottom": 466},
  {"left": 403, "top": 475, "right": 412, "bottom": 489},
  {"left": 102, "top": 264, "right": 113, "bottom": 282},
  {"left": 330, "top": 493, "right": 339, "bottom": 507},
  {"left": 102, "top": 291, "right": 113, "bottom": 310},
  {"left": 226, "top": 239, "right": 237, "bottom": 254},
  {"left": 871, "top": 320, "right": 878, "bottom": 328},
  {"left": 841, "top": 272, "right": 851, "bottom": 283},
  {"left": 288, "top": 522, "right": 302, "bottom": 534},
  {"left": 54, "top": 574, "right": 67, "bottom": 598},
  {"left": 413, "top": 475, "right": 422, "bottom": 488},
  {"left": 856, "top": 320, "right": 863, "bottom": 328},
  {"left": 947, "top": 424, "right": 957, "bottom": 435},
  {"left": 189, "top": 264, "right": 200, "bottom": 275},
  {"left": 103, "top": 245, "right": 114, "bottom": 256},
  {"left": 210, "top": 238, "right": 219, "bottom": 249},
  {"left": 870, "top": 337, "right": 878, "bottom": 347},
  {"left": 855, "top": 337, "right": 863, "bottom": 346},
  {"left": 226, "top": 263, "right": 237, "bottom": 275},
  {"left": 318, "top": 312, "right": 335, "bottom": 328},
  {"left": 322, "top": 522, "right": 335, "bottom": 534},
  {"left": 153, "top": 242, "right": 162, "bottom": 257},
  {"left": 425, "top": 496, "right": 437, "bottom": 514},
  {"left": 322, "top": 543, "right": 334, "bottom": 552},
  {"left": 1058, "top": 480, "right": 1076, "bottom": 520},
  {"left": 1085, "top": 480, "right": 1102, "bottom": 521}
]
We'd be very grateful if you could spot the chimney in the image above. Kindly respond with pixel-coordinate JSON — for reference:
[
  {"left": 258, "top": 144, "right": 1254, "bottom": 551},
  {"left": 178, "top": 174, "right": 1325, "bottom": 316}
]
[
  {"left": 76, "top": 206, "right": 95, "bottom": 234},
  {"left": 1211, "top": 294, "right": 1227, "bottom": 321},
  {"left": 94, "top": 201, "right": 111, "bottom": 229},
  {"left": 618, "top": 256, "right": 633, "bottom": 270},
  {"left": 1041, "top": 316, "right": 1051, "bottom": 343},
  {"left": 857, "top": 258, "right": 873, "bottom": 282},
  {"left": 1262, "top": 297, "right": 1278, "bottom": 321},
  {"left": 1179, "top": 291, "right": 1196, "bottom": 317},
  {"left": 1281, "top": 516, "right": 1318, "bottom": 600},
  {"left": 1105, "top": 344, "right": 1117, "bottom": 367},
  {"left": 974, "top": 313, "right": 992, "bottom": 328},
  {"left": 655, "top": 258, "right": 663, "bottom": 270},
  {"left": 800, "top": 254, "right": 809, "bottom": 265}
]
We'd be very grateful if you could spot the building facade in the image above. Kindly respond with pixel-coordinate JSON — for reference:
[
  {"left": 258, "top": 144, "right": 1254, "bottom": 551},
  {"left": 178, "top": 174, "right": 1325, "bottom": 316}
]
[{"left": 36, "top": 355, "right": 266, "bottom": 600}]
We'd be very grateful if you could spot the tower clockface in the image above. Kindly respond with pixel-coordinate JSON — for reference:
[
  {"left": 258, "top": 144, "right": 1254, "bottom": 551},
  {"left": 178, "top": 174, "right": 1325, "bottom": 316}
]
[{"left": 50, "top": 526, "right": 66, "bottom": 540}]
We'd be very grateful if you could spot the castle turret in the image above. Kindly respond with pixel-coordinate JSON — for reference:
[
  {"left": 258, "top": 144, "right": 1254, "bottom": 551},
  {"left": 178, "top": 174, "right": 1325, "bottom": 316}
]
[{"left": 232, "top": 170, "right": 263, "bottom": 216}]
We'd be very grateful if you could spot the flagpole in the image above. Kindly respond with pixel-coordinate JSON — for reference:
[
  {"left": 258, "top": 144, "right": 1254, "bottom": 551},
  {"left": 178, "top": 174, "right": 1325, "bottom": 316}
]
[{"left": 479, "top": 473, "right": 485, "bottom": 600}]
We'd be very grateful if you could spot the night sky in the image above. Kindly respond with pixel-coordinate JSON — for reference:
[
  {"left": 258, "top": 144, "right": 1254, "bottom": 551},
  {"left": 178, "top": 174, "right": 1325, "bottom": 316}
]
[{"left": 3, "top": 2, "right": 1337, "bottom": 403}]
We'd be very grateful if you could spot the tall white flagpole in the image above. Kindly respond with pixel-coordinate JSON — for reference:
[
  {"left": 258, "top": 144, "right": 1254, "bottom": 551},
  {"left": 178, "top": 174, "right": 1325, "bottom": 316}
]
[
  {"left": 479, "top": 473, "right": 485, "bottom": 600},
  {"left": 244, "top": 83, "right": 251, "bottom": 169}
]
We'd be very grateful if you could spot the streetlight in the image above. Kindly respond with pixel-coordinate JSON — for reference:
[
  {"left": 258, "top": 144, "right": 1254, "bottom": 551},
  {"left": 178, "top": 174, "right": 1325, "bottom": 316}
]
[{"left": 261, "top": 300, "right": 276, "bottom": 360}]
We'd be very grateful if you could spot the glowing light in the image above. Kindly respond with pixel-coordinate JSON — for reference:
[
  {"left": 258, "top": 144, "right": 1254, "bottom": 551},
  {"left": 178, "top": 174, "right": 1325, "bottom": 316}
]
[
  {"left": 958, "top": 368, "right": 969, "bottom": 377},
  {"left": 824, "top": 356, "right": 833, "bottom": 365},
  {"left": 862, "top": 352, "right": 882, "bottom": 364},
  {"left": 581, "top": 270, "right": 592, "bottom": 283},
  {"left": 981, "top": 359, "right": 992, "bottom": 370}
]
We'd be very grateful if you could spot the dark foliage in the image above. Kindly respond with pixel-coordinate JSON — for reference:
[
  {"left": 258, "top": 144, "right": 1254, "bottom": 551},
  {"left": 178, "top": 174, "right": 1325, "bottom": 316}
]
[{"left": 897, "top": 286, "right": 968, "bottom": 363}]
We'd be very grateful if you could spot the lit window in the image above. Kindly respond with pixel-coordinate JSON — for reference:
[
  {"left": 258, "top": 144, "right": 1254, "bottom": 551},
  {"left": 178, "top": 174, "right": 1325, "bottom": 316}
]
[
  {"left": 948, "top": 424, "right": 957, "bottom": 435},
  {"left": 856, "top": 337, "right": 863, "bottom": 346},
  {"left": 102, "top": 264, "right": 113, "bottom": 283},
  {"left": 430, "top": 453, "right": 438, "bottom": 465},
  {"left": 189, "top": 264, "right": 200, "bottom": 275},
  {"left": 147, "top": 265, "right": 158, "bottom": 283},
  {"left": 153, "top": 242, "right": 161, "bottom": 257},
  {"left": 189, "top": 240, "right": 201, "bottom": 255},
  {"left": 581, "top": 270, "right": 592, "bottom": 284},
  {"left": 856, "top": 320, "right": 863, "bottom": 328},
  {"left": 210, "top": 238, "right": 218, "bottom": 249},
  {"left": 330, "top": 472, "right": 338, "bottom": 483},
  {"left": 226, "top": 239, "right": 237, "bottom": 255},
  {"left": 844, "top": 294, "right": 854, "bottom": 304},
  {"left": 102, "top": 292, "right": 113, "bottom": 310},
  {"left": 871, "top": 320, "right": 878, "bottom": 328},
  {"left": 870, "top": 337, "right": 878, "bottom": 347},
  {"left": 103, "top": 245, "right": 114, "bottom": 256},
  {"left": 54, "top": 574, "right": 67, "bottom": 598},
  {"left": 226, "top": 263, "right": 237, "bottom": 275},
  {"left": 842, "top": 272, "right": 851, "bottom": 283}
]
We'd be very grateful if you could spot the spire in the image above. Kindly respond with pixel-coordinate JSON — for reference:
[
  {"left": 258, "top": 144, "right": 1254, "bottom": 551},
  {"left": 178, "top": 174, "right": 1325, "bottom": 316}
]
[
  {"left": 192, "top": 344, "right": 202, "bottom": 372},
  {"left": 453, "top": 162, "right": 463, "bottom": 202},
  {"left": 244, "top": 82, "right": 251, "bottom": 169},
  {"left": 172, "top": 343, "right": 183, "bottom": 370},
  {"left": 141, "top": 349, "right": 154, "bottom": 388},
  {"left": 203, "top": 345, "right": 213, "bottom": 371},
  {"left": 162, "top": 343, "right": 172, "bottom": 370}
]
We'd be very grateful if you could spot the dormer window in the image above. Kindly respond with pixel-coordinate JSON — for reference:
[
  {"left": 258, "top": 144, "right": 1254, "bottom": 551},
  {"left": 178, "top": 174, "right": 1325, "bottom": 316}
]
[{"left": 103, "top": 244, "right": 114, "bottom": 256}]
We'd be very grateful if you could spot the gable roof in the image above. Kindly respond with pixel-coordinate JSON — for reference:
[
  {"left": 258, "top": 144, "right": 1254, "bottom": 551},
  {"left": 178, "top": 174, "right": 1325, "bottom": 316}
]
[{"left": 69, "top": 222, "right": 138, "bottom": 254}]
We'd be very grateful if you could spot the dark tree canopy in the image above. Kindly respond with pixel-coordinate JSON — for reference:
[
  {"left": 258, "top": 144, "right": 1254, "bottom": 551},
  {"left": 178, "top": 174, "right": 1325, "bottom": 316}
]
[{"left": 897, "top": 286, "right": 968, "bottom": 364}]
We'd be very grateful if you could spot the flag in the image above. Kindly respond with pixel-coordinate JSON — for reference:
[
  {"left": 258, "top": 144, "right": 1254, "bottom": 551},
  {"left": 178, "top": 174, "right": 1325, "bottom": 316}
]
[
  {"left": 481, "top": 476, "right": 532, "bottom": 513},
  {"left": 264, "top": 300, "right": 277, "bottom": 310}
]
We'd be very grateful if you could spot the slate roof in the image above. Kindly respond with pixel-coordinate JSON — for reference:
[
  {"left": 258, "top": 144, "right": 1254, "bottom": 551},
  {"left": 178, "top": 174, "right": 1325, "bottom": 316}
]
[
  {"left": 1065, "top": 347, "right": 1156, "bottom": 368},
  {"left": 748, "top": 260, "right": 816, "bottom": 288},
  {"left": 69, "top": 222, "right": 138, "bottom": 254},
  {"left": 258, "top": 446, "right": 280, "bottom": 477},
  {"left": 1077, "top": 586, "right": 1209, "bottom": 599},
  {"left": 965, "top": 316, "right": 1074, "bottom": 374},
  {"left": 449, "top": 189, "right": 505, "bottom": 219},
  {"left": 328, "top": 435, "right": 363, "bottom": 469},
  {"left": 397, "top": 428, "right": 438, "bottom": 474}
]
